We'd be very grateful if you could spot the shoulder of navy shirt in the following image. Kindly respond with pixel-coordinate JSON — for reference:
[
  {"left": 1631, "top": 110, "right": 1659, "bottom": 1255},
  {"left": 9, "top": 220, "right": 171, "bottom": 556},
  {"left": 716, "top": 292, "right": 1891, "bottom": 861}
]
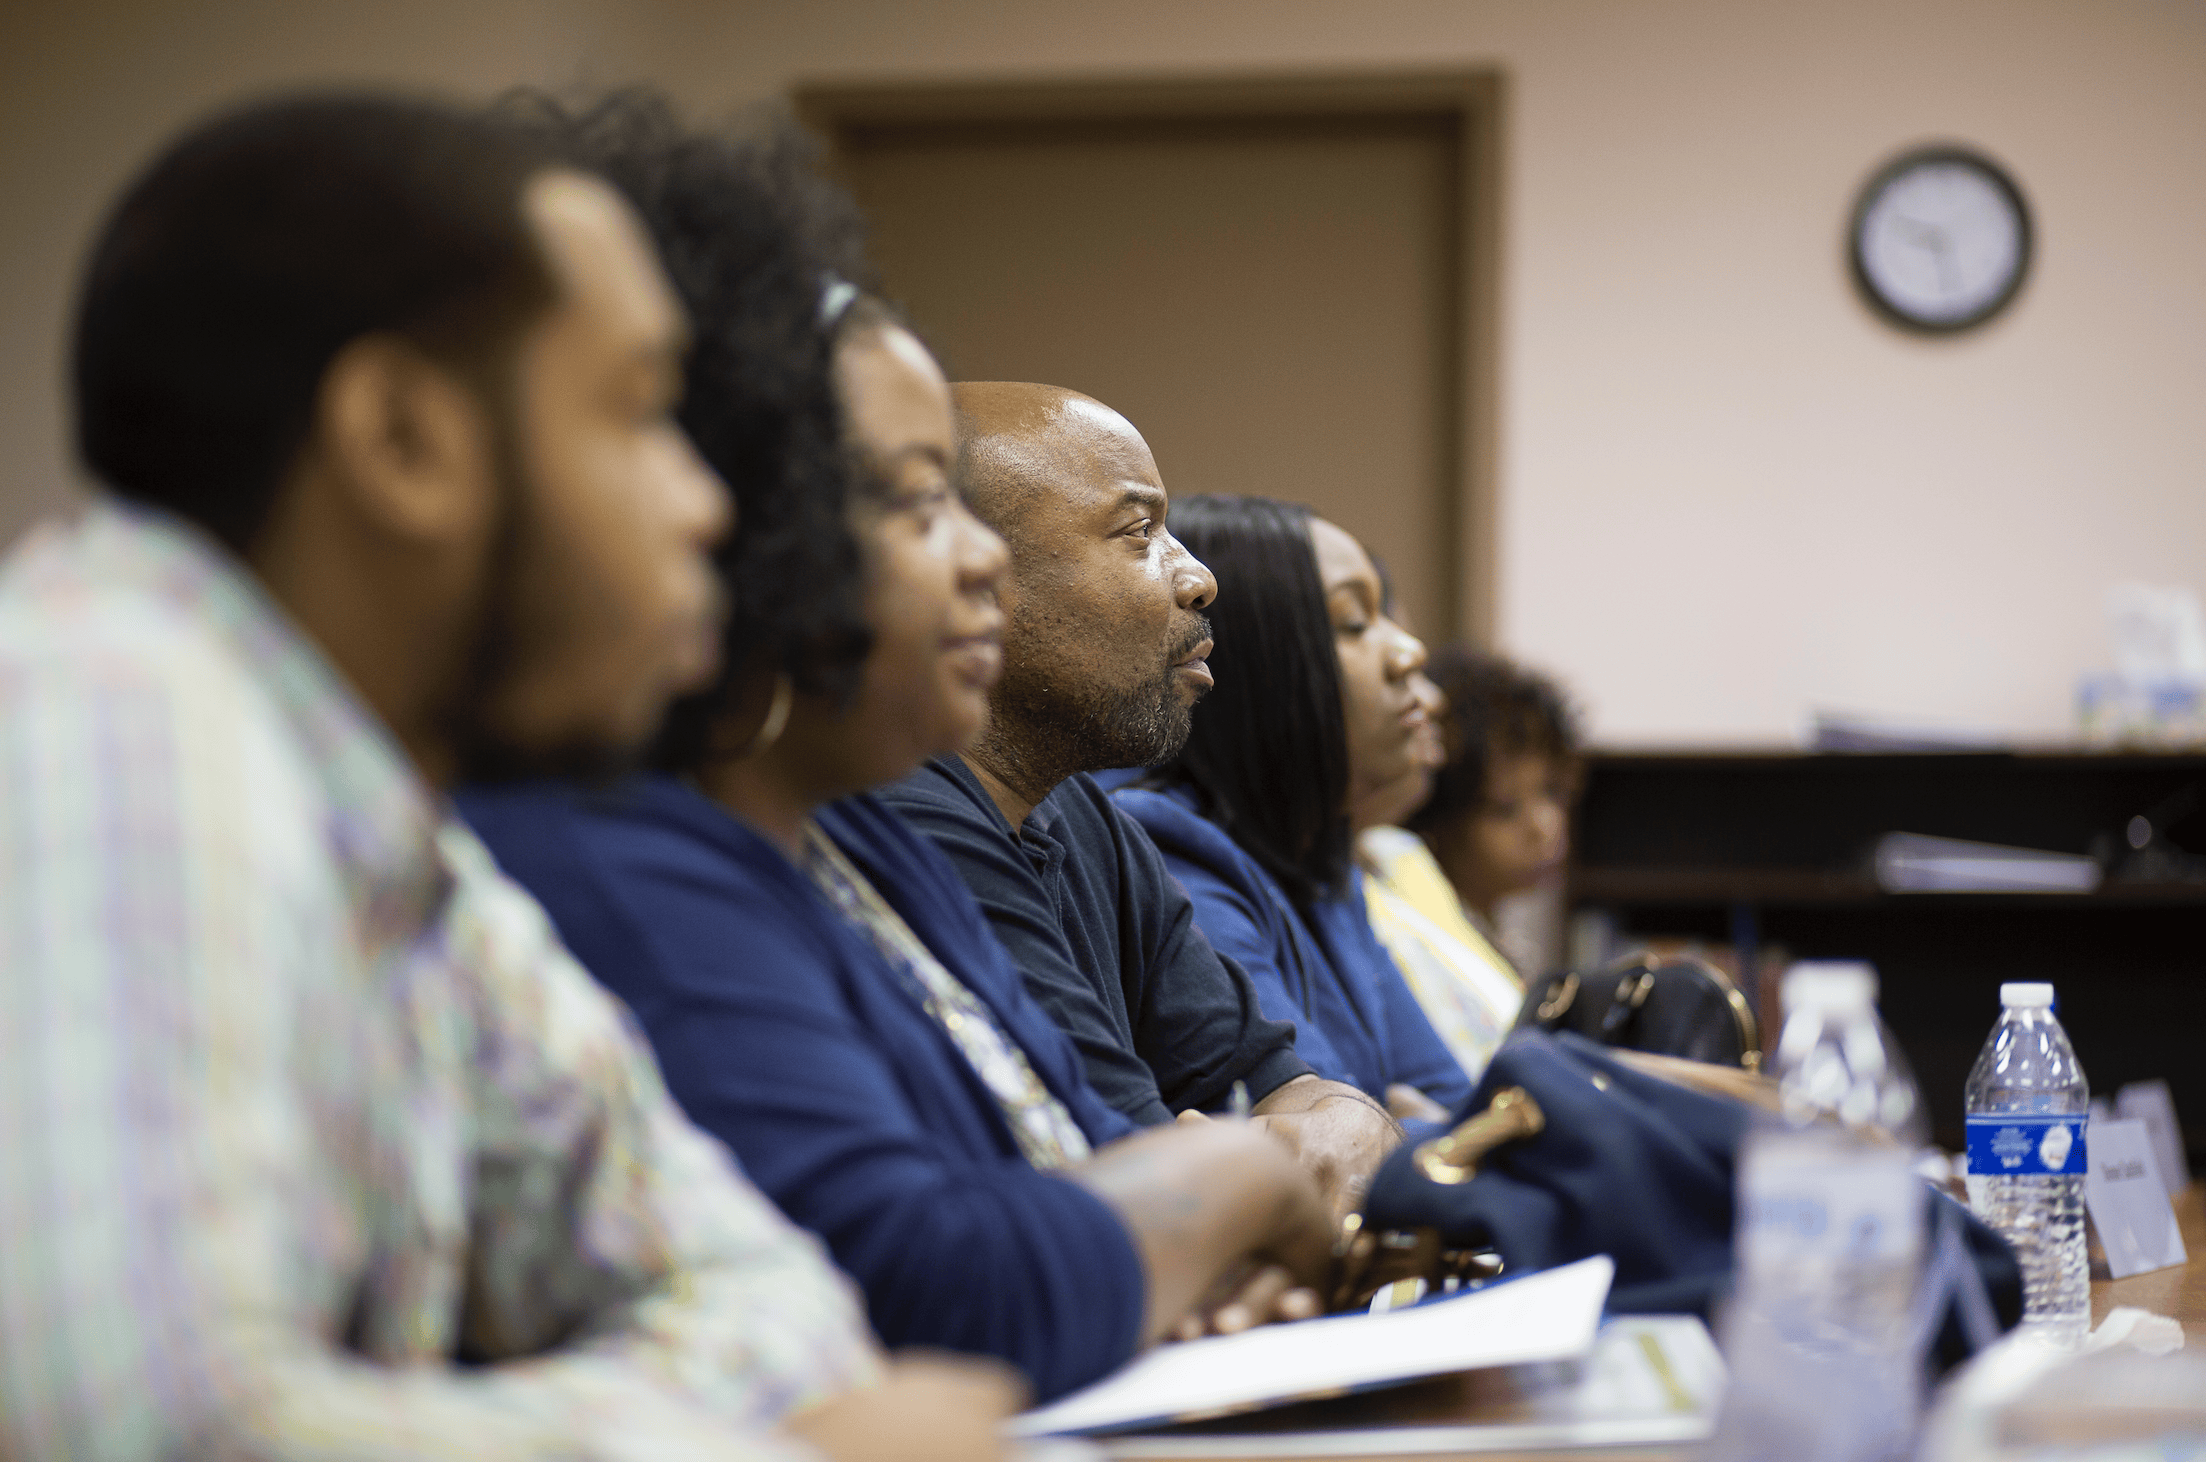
[
  {"left": 456, "top": 774, "right": 1144, "bottom": 1400},
  {"left": 876, "top": 756, "right": 1311, "bottom": 1126},
  {"left": 1109, "top": 779, "right": 1472, "bottom": 1112}
]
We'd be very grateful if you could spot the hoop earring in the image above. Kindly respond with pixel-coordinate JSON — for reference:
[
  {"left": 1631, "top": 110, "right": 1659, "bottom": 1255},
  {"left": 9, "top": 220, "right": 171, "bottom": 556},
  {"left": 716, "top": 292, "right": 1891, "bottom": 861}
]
[{"left": 725, "top": 671, "right": 794, "bottom": 761}]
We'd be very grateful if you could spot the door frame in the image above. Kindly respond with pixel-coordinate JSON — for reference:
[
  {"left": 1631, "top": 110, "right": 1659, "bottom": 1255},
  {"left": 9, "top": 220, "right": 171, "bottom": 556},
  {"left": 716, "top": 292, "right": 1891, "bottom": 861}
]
[{"left": 794, "top": 69, "right": 1506, "bottom": 646}]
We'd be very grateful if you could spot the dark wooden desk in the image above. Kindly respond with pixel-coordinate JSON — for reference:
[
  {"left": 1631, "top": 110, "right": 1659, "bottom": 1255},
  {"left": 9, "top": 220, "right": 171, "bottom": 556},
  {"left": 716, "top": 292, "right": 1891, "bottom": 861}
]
[
  {"left": 1566, "top": 751, "right": 2206, "bottom": 1165},
  {"left": 1102, "top": 1185, "right": 2206, "bottom": 1462}
]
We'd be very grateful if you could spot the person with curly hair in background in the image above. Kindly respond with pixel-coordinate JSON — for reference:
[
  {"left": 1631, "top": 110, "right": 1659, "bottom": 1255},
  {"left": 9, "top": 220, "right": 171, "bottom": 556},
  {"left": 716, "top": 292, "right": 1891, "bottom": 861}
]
[{"left": 1401, "top": 646, "right": 1582, "bottom": 949}]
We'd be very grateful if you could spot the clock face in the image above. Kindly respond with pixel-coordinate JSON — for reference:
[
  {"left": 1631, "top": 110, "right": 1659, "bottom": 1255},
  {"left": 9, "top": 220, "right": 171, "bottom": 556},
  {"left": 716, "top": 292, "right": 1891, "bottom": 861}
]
[{"left": 1851, "top": 147, "right": 2031, "bottom": 332}]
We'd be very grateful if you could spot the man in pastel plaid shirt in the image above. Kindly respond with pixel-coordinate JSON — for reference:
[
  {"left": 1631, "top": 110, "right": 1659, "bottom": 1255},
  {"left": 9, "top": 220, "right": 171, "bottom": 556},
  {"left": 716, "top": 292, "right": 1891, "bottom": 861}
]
[{"left": 0, "top": 94, "right": 1020, "bottom": 1460}]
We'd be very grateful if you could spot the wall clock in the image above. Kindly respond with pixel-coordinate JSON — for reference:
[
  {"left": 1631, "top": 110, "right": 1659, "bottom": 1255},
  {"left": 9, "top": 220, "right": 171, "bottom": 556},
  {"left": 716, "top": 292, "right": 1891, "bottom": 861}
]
[{"left": 1849, "top": 145, "right": 2032, "bottom": 334}]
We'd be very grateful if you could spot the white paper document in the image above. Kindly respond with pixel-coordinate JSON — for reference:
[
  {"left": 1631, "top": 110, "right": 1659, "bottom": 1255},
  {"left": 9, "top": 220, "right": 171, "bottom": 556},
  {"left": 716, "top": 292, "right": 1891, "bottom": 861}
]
[
  {"left": 1009, "top": 1255, "right": 1615, "bottom": 1438},
  {"left": 2084, "top": 1117, "right": 2187, "bottom": 1278}
]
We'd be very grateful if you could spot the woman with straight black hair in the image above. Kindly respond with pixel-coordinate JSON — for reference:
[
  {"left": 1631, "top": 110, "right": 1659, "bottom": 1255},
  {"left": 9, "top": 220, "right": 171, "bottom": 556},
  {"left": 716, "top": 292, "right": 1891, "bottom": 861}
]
[{"left": 1112, "top": 494, "right": 1472, "bottom": 1122}]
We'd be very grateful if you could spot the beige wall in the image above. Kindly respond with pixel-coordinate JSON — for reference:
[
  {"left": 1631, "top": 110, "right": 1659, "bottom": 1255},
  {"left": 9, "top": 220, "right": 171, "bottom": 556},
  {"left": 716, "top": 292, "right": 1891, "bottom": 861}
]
[
  {"left": 7, "top": 0, "right": 2204, "bottom": 745},
  {"left": 0, "top": 0, "right": 645, "bottom": 539}
]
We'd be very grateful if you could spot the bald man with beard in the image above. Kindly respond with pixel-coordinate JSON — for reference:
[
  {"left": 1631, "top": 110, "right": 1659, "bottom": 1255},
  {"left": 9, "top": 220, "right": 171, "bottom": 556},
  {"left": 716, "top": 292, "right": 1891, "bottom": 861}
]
[{"left": 878, "top": 383, "right": 1400, "bottom": 1219}]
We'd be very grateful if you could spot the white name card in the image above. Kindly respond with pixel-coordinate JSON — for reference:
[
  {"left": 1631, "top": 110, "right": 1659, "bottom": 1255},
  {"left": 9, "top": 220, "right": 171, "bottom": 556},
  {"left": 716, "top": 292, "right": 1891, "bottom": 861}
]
[
  {"left": 2084, "top": 1117, "right": 2187, "bottom": 1279},
  {"left": 2115, "top": 1078, "right": 2191, "bottom": 1200}
]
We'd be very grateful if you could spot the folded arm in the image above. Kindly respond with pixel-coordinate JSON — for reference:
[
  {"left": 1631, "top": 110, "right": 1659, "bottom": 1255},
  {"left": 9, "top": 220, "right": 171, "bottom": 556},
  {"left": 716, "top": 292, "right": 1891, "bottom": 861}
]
[
  {"left": 1251, "top": 1074, "right": 1404, "bottom": 1221},
  {"left": 1069, "top": 1121, "right": 1336, "bottom": 1346},
  {"left": 477, "top": 799, "right": 1150, "bottom": 1402}
]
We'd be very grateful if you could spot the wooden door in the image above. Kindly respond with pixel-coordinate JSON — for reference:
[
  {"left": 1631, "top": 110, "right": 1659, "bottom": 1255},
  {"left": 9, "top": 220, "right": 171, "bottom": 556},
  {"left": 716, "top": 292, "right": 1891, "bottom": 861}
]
[{"left": 801, "top": 76, "right": 1500, "bottom": 645}]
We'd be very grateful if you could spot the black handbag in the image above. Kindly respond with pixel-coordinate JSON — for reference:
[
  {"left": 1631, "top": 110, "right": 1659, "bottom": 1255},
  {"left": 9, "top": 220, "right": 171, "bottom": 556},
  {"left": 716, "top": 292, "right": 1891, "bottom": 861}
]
[
  {"left": 1515, "top": 953, "right": 1762, "bottom": 1069},
  {"left": 1346, "top": 1030, "right": 2022, "bottom": 1376}
]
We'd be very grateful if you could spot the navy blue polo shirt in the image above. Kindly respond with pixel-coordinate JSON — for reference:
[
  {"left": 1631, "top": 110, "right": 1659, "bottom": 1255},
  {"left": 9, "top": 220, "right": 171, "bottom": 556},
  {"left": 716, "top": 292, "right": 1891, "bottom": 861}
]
[{"left": 877, "top": 757, "right": 1311, "bottom": 1127}]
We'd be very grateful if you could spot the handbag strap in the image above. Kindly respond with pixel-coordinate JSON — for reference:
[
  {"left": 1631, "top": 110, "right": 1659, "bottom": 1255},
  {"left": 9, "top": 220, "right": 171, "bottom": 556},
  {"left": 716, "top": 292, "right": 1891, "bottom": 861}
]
[{"left": 1909, "top": 1193, "right": 2005, "bottom": 1360}]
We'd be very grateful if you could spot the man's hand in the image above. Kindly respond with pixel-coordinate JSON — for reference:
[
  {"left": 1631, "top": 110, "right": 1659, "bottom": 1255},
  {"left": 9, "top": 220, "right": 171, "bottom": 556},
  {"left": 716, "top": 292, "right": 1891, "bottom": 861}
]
[
  {"left": 783, "top": 1353, "right": 1028, "bottom": 1462},
  {"left": 1070, "top": 1119, "right": 1334, "bottom": 1346},
  {"left": 1250, "top": 1075, "right": 1404, "bottom": 1222}
]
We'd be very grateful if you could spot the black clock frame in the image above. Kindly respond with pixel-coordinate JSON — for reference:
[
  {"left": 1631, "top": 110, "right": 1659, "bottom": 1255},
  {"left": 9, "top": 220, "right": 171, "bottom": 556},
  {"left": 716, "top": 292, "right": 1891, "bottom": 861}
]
[{"left": 1848, "top": 143, "right": 2034, "bottom": 336}]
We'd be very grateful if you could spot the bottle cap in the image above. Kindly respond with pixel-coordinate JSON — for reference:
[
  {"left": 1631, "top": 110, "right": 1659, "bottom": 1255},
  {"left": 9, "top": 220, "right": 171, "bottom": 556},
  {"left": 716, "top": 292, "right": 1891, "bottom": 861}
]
[
  {"left": 2000, "top": 982, "right": 2055, "bottom": 1008},
  {"left": 1783, "top": 960, "right": 1877, "bottom": 1012}
]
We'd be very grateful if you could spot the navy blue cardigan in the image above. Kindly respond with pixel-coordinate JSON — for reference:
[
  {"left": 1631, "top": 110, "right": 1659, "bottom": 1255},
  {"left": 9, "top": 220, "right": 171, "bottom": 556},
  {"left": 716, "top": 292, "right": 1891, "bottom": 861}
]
[
  {"left": 1110, "top": 783, "right": 1473, "bottom": 1112},
  {"left": 457, "top": 776, "right": 1144, "bottom": 1400}
]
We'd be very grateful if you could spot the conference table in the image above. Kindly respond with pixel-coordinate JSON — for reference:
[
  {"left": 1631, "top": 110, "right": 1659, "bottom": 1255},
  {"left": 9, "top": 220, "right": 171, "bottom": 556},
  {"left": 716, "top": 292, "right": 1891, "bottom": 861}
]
[{"left": 1096, "top": 1184, "right": 2206, "bottom": 1462}]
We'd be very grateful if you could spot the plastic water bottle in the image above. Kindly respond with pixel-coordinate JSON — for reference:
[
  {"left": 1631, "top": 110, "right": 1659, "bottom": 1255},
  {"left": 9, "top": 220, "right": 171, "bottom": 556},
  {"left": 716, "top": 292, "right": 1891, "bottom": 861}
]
[
  {"left": 1707, "top": 961, "right": 1927, "bottom": 1462},
  {"left": 1964, "top": 981, "right": 2089, "bottom": 1348}
]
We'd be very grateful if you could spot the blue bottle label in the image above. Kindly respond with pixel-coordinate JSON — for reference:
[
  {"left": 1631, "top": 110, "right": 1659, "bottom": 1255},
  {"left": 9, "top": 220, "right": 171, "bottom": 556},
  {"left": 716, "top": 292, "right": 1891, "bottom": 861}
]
[{"left": 1966, "top": 1114, "right": 2087, "bottom": 1175}]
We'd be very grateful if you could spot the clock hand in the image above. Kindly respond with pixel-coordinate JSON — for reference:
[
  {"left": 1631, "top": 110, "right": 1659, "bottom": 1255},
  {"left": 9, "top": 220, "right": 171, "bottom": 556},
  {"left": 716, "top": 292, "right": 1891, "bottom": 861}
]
[{"left": 1893, "top": 216, "right": 1962, "bottom": 292}]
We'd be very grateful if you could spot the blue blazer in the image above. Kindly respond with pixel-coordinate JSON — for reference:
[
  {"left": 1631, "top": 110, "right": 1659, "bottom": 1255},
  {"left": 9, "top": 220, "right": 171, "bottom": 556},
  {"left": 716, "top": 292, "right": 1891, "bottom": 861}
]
[
  {"left": 458, "top": 776, "right": 1144, "bottom": 1400},
  {"left": 1111, "top": 782, "right": 1472, "bottom": 1111}
]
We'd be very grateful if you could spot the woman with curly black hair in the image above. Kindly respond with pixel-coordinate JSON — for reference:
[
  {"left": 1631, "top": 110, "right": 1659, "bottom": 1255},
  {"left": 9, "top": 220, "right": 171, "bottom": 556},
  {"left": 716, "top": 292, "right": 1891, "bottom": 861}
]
[
  {"left": 1405, "top": 646, "right": 1582, "bottom": 927},
  {"left": 459, "top": 92, "right": 1333, "bottom": 1405},
  {"left": 498, "top": 87, "right": 881, "bottom": 751},
  {"left": 1111, "top": 495, "right": 1472, "bottom": 1124}
]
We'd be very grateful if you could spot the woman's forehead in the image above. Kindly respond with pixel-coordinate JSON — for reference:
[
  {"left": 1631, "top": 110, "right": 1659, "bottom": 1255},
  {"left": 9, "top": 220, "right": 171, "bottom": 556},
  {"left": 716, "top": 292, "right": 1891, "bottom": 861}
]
[
  {"left": 1308, "top": 517, "right": 1376, "bottom": 593},
  {"left": 838, "top": 328, "right": 951, "bottom": 452}
]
